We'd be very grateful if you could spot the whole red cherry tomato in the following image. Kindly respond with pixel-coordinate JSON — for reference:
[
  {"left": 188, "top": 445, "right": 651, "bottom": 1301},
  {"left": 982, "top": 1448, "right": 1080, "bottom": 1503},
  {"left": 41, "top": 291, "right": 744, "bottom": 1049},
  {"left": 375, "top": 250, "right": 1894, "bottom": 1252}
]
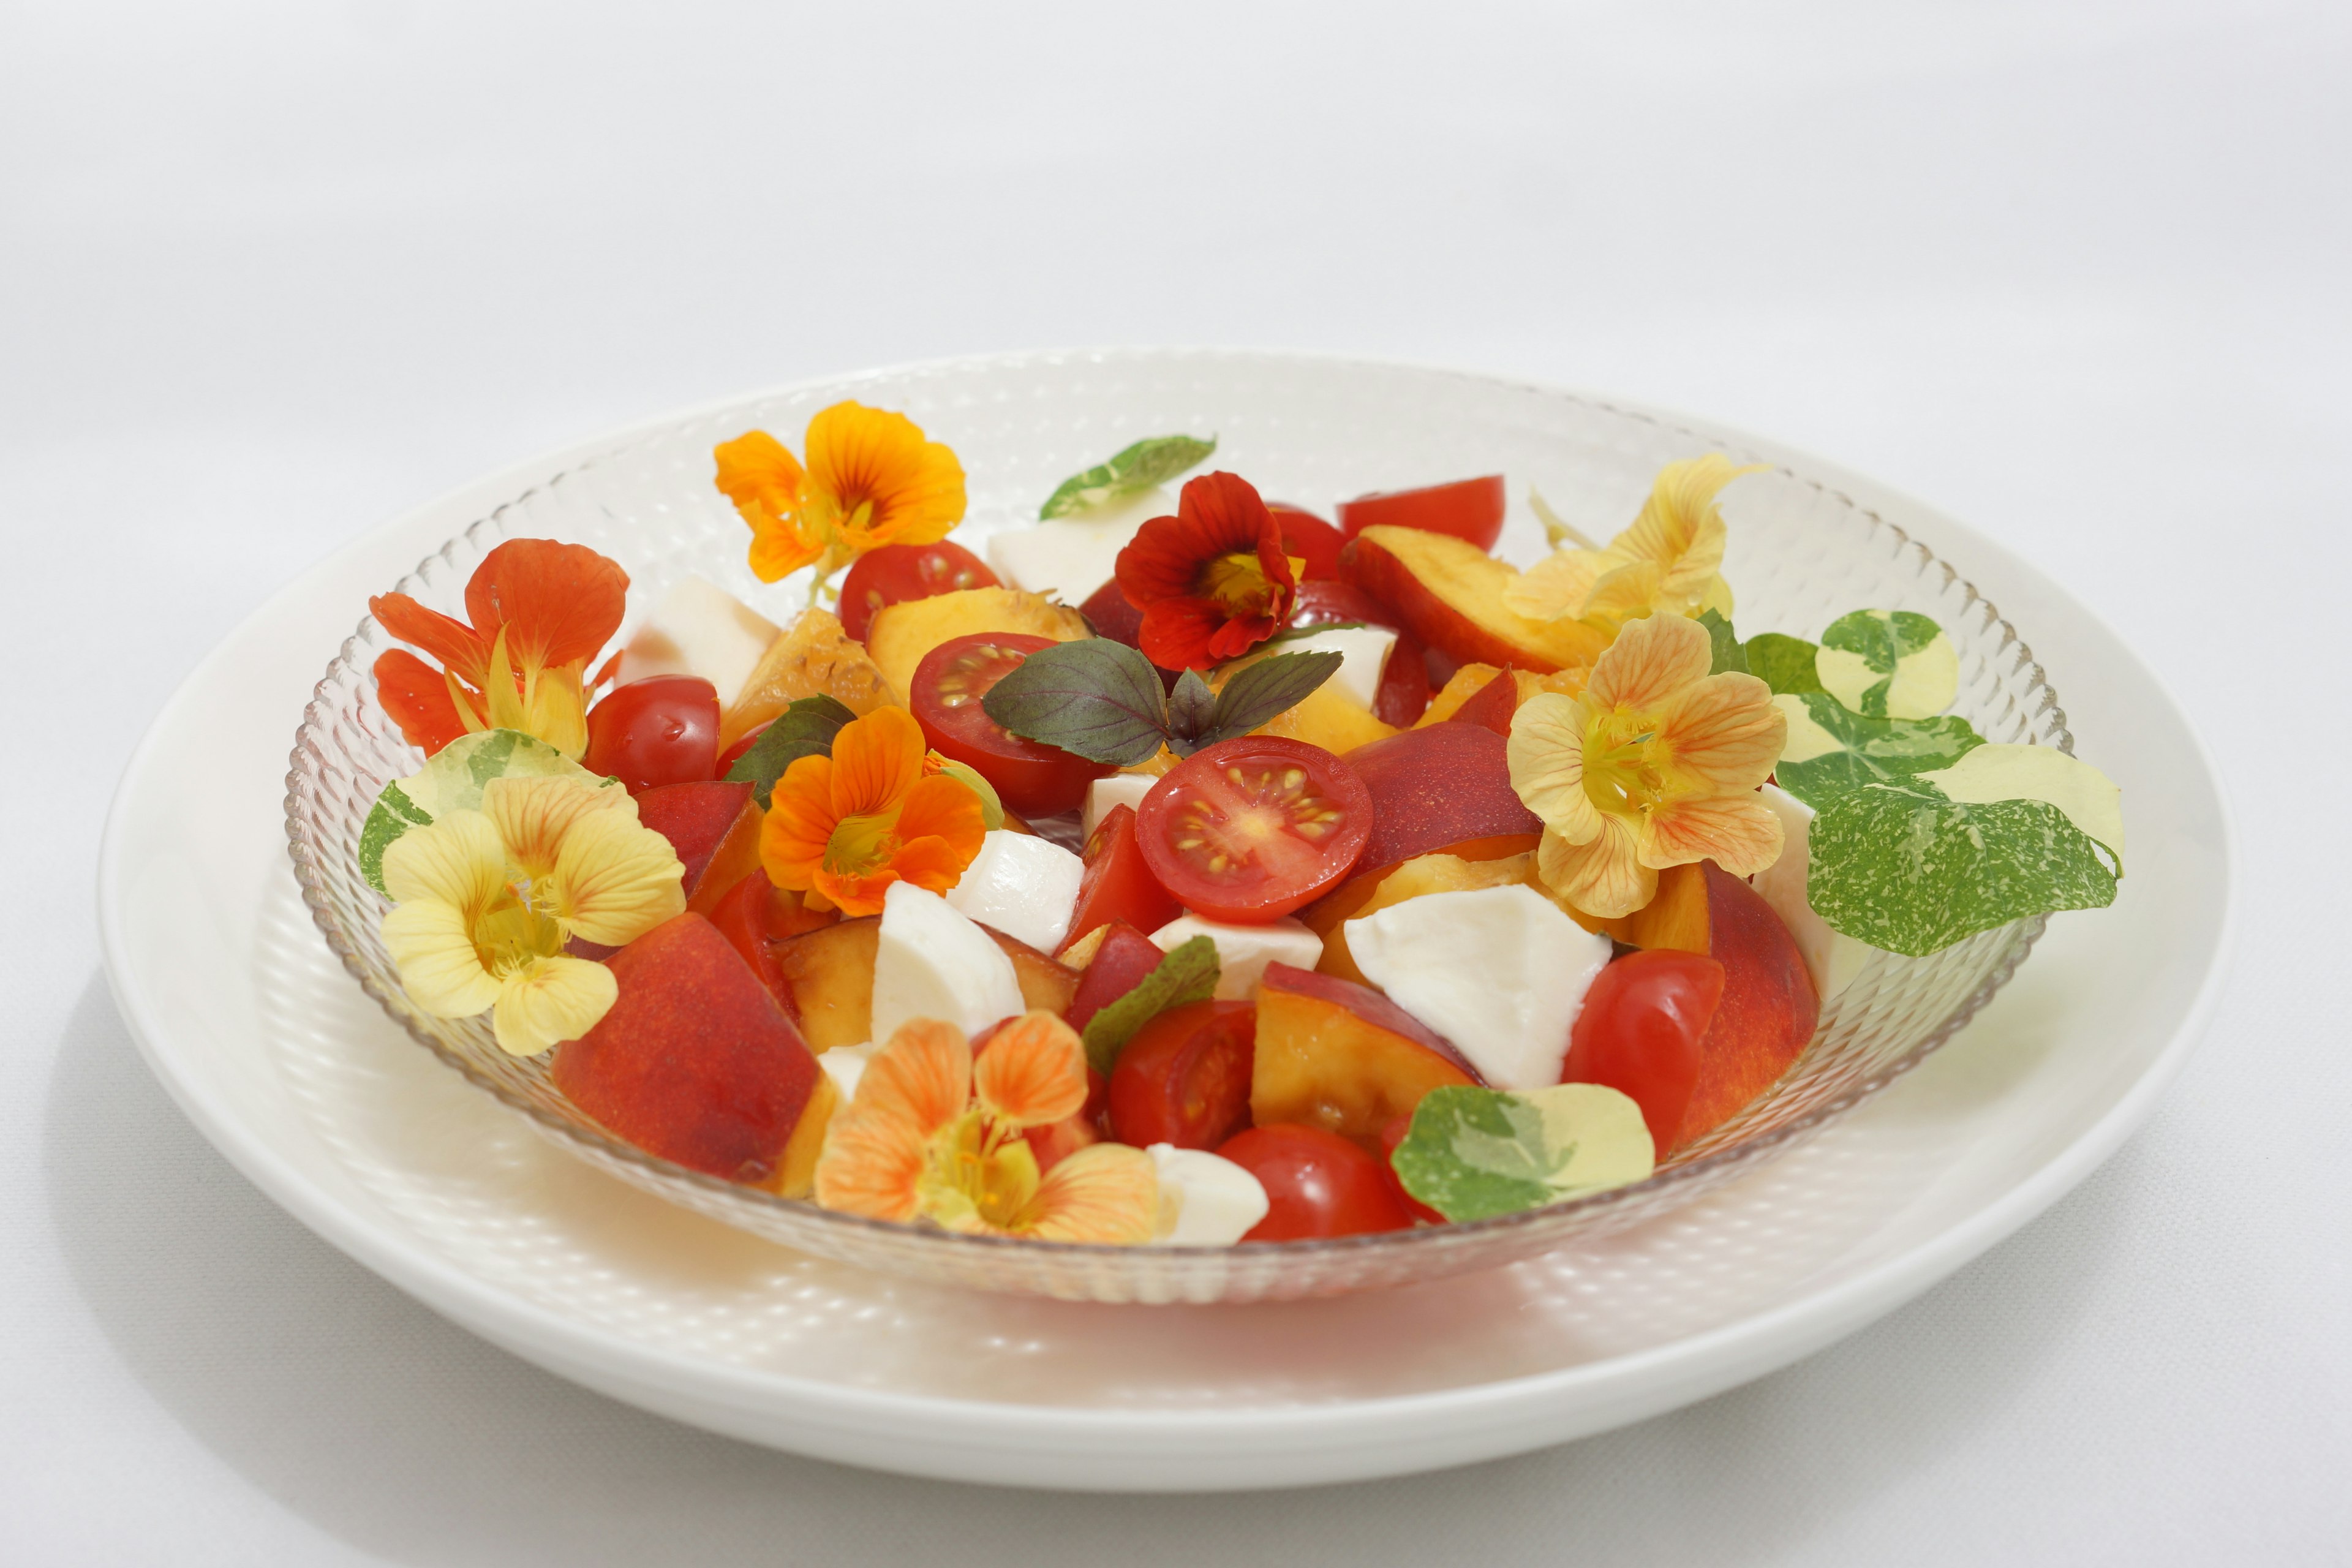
[
  {"left": 584, "top": 676, "right": 721, "bottom": 793},
  {"left": 910, "top": 633, "right": 1112, "bottom": 817},
  {"left": 1268, "top": 503, "right": 1346, "bottom": 579},
  {"left": 1064, "top": 804, "right": 1182, "bottom": 952},
  {"left": 837, "top": 541, "right": 998, "bottom": 641},
  {"left": 1336, "top": 475, "right": 1507, "bottom": 551},
  {"left": 1109, "top": 1000, "right": 1256, "bottom": 1150},
  {"left": 1217, "top": 1124, "right": 1412, "bottom": 1240},
  {"left": 1136, "top": 737, "right": 1373, "bottom": 922},
  {"left": 1559, "top": 948, "right": 1728, "bottom": 1153}
]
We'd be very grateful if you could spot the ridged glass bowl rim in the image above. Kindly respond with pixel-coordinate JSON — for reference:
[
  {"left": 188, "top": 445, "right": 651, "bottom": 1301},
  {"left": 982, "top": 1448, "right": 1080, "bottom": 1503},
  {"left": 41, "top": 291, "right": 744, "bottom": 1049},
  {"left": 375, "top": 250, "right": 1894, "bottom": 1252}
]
[{"left": 283, "top": 346, "right": 2059, "bottom": 1272}]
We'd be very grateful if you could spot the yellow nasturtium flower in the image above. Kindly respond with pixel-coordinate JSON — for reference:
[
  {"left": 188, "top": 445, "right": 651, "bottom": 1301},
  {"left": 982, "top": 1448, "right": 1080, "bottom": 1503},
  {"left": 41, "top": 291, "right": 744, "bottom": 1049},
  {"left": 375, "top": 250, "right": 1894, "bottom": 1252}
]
[
  {"left": 714, "top": 401, "right": 967, "bottom": 601},
  {"left": 1506, "top": 454, "right": 1762, "bottom": 633}
]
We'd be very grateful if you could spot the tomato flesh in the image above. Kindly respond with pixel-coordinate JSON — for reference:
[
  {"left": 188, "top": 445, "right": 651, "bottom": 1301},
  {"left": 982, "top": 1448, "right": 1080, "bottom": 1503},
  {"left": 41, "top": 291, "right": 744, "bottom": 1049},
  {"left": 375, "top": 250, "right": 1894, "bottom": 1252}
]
[
  {"left": 838, "top": 540, "right": 997, "bottom": 641},
  {"left": 1063, "top": 920, "right": 1169, "bottom": 1031},
  {"left": 1217, "top": 1124, "right": 1412, "bottom": 1240},
  {"left": 1336, "top": 475, "right": 1507, "bottom": 552},
  {"left": 1065, "top": 805, "right": 1182, "bottom": 952},
  {"left": 1559, "top": 949, "right": 1727, "bottom": 1153},
  {"left": 583, "top": 676, "right": 721, "bottom": 793},
  {"left": 1136, "top": 737, "right": 1372, "bottom": 922},
  {"left": 910, "top": 632, "right": 1113, "bottom": 817},
  {"left": 1109, "top": 1000, "right": 1257, "bottom": 1150}
]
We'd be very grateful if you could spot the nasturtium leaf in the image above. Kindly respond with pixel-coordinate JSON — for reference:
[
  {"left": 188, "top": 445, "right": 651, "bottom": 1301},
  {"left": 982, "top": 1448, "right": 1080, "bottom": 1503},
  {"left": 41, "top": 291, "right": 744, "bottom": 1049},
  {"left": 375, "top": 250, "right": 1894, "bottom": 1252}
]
[
  {"left": 1806, "top": 786, "right": 2119, "bottom": 955},
  {"left": 723, "top": 693, "right": 856, "bottom": 809},
  {"left": 357, "top": 728, "right": 617, "bottom": 894},
  {"left": 1080, "top": 936, "right": 1221, "bottom": 1076},
  {"left": 1199, "top": 650, "right": 1343, "bottom": 747},
  {"left": 1390, "top": 1082, "right": 1655, "bottom": 1224},
  {"left": 1039, "top": 434, "right": 1218, "bottom": 519},
  {"left": 1772, "top": 692, "right": 1984, "bottom": 811},
  {"left": 1815, "top": 609, "right": 1958, "bottom": 719},
  {"left": 1164, "top": 668, "right": 1219, "bottom": 756},
  {"left": 1745, "top": 632, "right": 1824, "bottom": 695},
  {"left": 1915, "top": 743, "right": 2124, "bottom": 866},
  {"left": 981, "top": 638, "right": 1173, "bottom": 767},
  {"left": 935, "top": 758, "right": 1005, "bottom": 831},
  {"left": 1698, "top": 609, "right": 1748, "bottom": 676}
]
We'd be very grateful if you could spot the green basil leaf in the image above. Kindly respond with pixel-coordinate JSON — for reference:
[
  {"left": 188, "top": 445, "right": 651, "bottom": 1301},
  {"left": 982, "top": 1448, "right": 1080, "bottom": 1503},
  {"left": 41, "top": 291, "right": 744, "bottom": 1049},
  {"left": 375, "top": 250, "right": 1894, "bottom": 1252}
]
[
  {"left": 1080, "top": 936, "right": 1221, "bottom": 1076},
  {"left": 1390, "top": 1084, "right": 1655, "bottom": 1223},
  {"left": 1745, "top": 631, "right": 1823, "bottom": 695},
  {"left": 1816, "top": 609, "right": 1958, "bottom": 719},
  {"left": 1164, "top": 668, "right": 1218, "bottom": 756},
  {"left": 1807, "top": 785, "right": 2119, "bottom": 955},
  {"left": 1698, "top": 608, "right": 1748, "bottom": 676},
  {"left": 979, "top": 638, "right": 1171, "bottom": 766},
  {"left": 359, "top": 728, "right": 618, "bottom": 894},
  {"left": 1039, "top": 434, "right": 1218, "bottom": 519},
  {"left": 723, "top": 694, "right": 857, "bottom": 809},
  {"left": 1773, "top": 692, "right": 1983, "bottom": 811},
  {"left": 1197, "top": 650, "right": 1343, "bottom": 746}
]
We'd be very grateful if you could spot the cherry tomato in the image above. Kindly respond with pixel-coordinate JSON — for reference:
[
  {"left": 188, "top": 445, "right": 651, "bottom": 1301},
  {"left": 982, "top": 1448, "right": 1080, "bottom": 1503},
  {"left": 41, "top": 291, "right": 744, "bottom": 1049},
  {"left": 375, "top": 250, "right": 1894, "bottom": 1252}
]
[
  {"left": 1136, "top": 737, "right": 1373, "bottom": 922},
  {"left": 1336, "top": 475, "right": 1507, "bottom": 551},
  {"left": 1109, "top": 1000, "right": 1257, "bottom": 1150},
  {"left": 1064, "top": 805, "right": 1183, "bottom": 953},
  {"left": 1268, "top": 503, "right": 1346, "bottom": 579},
  {"left": 910, "top": 633, "right": 1114, "bottom": 817},
  {"left": 583, "top": 676, "right": 721, "bottom": 793},
  {"left": 1560, "top": 949, "right": 1728, "bottom": 1153},
  {"left": 714, "top": 719, "right": 768, "bottom": 775},
  {"left": 1217, "top": 1124, "right": 1412, "bottom": 1240},
  {"left": 1378, "top": 1114, "right": 1447, "bottom": 1226},
  {"left": 837, "top": 540, "right": 998, "bottom": 641},
  {"left": 707, "top": 867, "right": 797, "bottom": 1019}
]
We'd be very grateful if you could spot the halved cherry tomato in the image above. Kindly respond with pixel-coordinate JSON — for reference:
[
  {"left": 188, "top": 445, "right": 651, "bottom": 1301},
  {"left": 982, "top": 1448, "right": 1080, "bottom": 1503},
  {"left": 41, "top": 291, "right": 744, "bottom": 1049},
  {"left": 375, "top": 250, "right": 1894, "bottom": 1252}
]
[
  {"left": 910, "top": 632, "right": 1114, "bottom": 817},
  {"left": 1560, "top": 949, "right": 1727, "bottom": 1153},
  {"left": 837, "top": 540, "right": 998, "bottom": 641},
  {"left": 1109, "top": 1000, "right": 1257, "bottom": 1150},
  {"left": 1063, "top": 919, "right": 1171, "bottom": 1030},
  {"left": 1336, "top": 475, "right": 1507, "bottom": 551},
  {"left": 1136, "top": 737, "right": 1372, "bottom": 922},
  {"left": 1217, "top": 1124, "right": 1412, "bottom": 1240},
  {"left": 1378, "top": 1114, "right": 1447, "bottom": 1226},
  {"left": 583, "top": 676, "right": 720, "bottom": 793},
  {"left": 714, "top": 718, "right": 768, "bottom": 775},
  {"left": 1064, "top": 805, "right": 1182, "bottom": 953},
  {"left": 1268, "top": 503, "right": 1346, "bottom": 579},
  {"left": 1286, "top": 581, "right": 1430, "bottom": 725}
]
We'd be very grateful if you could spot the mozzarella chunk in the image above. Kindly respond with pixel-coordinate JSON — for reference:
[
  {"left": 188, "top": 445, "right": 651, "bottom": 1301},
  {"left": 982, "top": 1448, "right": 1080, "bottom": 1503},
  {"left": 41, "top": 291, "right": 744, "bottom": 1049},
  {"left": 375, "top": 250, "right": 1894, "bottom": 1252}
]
[
  {"left": 613, "top": 575, "right": 782, "bottom": 706},
  {"left": 1272, "top": 625, "right": 1396, "bottom": 711},
  {"left": 944, "top": 829, "right": 1085, "bottom": 954},
  {"left": 1147, "top": 1144, "right": 1270, "bottom": 1245},
  {"left": 984, "top": 484, "right": 1172, "bottom": 603},
  {"left": 1749, "top": 783, "right": 1873, "bottom": 1001},
  {"left": 1149, "top": 913, "right": 1322, "bottom": 1000},
  {"left": 870, "top": 881, "right": 1025, "bottom": 1044},
  {"left": 817, "top": 1041, "right": 875, "bottom": 1102},
  {"left": 1346, "top": 884, "right": 1611, "bottom": 1090},
  {"left": 1082, "top": 772, "right": 1159, "bottom": 839}
]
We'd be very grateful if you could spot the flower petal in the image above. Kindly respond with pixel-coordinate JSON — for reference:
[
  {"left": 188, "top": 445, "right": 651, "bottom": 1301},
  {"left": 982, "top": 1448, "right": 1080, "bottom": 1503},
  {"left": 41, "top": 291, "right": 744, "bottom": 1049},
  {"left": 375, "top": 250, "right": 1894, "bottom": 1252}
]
[
  {"left": 715, "top": 429, "right": 805, "bottom": 524},
  {"left": 372, "top": 649, "right": 474, "bottom": 755},
  {"left": 812, "top": 1102, "right": 930, "bottom": 1221},
  {"left": 1657, "top": 671, "right": 1785, "bottom": 793},
  {"left": 1501, "top": 548, "right": 1607, "bottom": 622},
  {"left": 1137, "top": 597, "right": 1245, "bottom": 670},
  {"left": 382, "top": 809, "right": 509, "bottom": 918},
  {"left": 482, "top": 773, "right": 634, "bottom": 882},
  {"left": 804, "top": 401, "right": 967, "bottom": 551},
  {"left": 380, "top": 898, "right": 502, "bottom": 1019},
  {"left": 1015, "top": 1142, "right": 1161, "bottom": 1243},
  {"left": 854, "top": 1018, "right": 971, "bottom": 1141},
  {"left": 827, "top": 706, "right": 927, "bottom": 820},
  {"left": 760, "top": 753, "right": 838, "bottom": 889},
  {"left": 1117, "top": 471, "right": 1275, "bottom": 609},
  {"left": 548, "top": 809, "right": 687, "bottom": 946},
  {"left": 1537, "top": 816, "right": 1656, "bottom": 920},
  {"left": 1611, "top": 454, "right": 1758, "bottom": 605},
  {"left": 490, "top": 954, "right": 617, "bottom": 1057},
  {"left": 462, "top": 539, "right": 630, "bottom": 674},
  {"left": 369, "top": 593, "right": 490, "bottom": 687},
  {"left": 972, "top": 1011, "right": 1090, "bottom": 1129},
  {"left": 1507, "top": 692, "right": 1602, "bottom": 843},
  {"left": 1640, "top": 793, "right": 1786, "bottom": 877},
  {"left": 1584, "top": 612, "right": 1713, "bottom": 715}
]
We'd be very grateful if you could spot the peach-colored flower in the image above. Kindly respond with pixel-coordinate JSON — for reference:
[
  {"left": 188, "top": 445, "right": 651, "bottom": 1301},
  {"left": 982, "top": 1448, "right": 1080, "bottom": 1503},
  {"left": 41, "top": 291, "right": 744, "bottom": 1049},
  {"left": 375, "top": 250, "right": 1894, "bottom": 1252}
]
[
  {"left": 1506, "top": 454, "right": 1760, "bottom": 633},
  {"left": 814, "top": 1014, "right": 1159, "bottom": 1243},
  {"left": 1506, "top": 613, "right": 1785, "bottom": 919}
]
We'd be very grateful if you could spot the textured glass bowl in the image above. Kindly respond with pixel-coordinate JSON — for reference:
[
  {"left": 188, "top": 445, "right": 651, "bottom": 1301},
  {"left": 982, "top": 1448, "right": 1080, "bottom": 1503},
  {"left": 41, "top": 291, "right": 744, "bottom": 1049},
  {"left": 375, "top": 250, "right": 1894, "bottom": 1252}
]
[{"left": 285, "top": 349, "right": 2065, "bottom": 1305}]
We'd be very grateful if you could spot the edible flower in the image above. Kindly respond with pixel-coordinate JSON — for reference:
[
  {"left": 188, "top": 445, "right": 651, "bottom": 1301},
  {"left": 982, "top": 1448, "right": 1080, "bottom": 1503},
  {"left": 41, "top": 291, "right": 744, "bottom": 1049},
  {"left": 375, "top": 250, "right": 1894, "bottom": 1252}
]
[
  {"left": 370, "top": 538, "right": 628, "bottom": 758},
  {"left": 1113, "top": 471, "right": 1302, "bottom": 669},
  {"left": 1505, "top": 455, "right": 1760, "bottom": 633},
  {"left": 379, "top": 774, "right": 686, "bottom": 1055},
  {"left": 714, "top": 401, "right": 967, "bottom": 600},
  {"left": 760, "top": 705, "right": 986, "bottom": 916},
  {"left": 815, "top": 1012, "right": 1160, "bottom": 1242},
  {"left": 1507, "top": 613, "right": 1786, "bottom": 919}
]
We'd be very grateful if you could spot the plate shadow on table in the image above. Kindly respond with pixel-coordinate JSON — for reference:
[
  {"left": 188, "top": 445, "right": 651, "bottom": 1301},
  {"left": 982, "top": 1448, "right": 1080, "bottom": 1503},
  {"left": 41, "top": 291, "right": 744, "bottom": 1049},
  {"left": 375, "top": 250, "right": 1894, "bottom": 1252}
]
[{"left": 48, "top": 973, "right": 2139, "bottom": 1567}]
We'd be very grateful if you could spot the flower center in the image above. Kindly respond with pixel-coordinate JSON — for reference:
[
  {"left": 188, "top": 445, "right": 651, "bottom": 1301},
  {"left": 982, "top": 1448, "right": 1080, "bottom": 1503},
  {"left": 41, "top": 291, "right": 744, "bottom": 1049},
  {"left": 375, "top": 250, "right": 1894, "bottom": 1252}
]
[
  {"left": 824, "top": 809, "right": 900, "bottom": 877},
  {"left": 1197, "top": 551, "right": 1281, "bottom": 618},
  {"left": 927, "top": 1111, "right": 1041, "bottom": 1231},
  {"left": 1582, "top": 707, "right": 1672, "bottom": 818},
  {"left": 470, "top": 899, "right": 565, "bottom": 978}
]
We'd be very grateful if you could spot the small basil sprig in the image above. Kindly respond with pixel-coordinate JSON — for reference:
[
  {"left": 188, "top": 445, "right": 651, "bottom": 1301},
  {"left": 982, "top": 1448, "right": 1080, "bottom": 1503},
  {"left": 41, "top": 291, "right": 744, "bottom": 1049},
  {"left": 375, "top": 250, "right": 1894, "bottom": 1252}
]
[
  {"left": 1039, "top": 434, "right": 1217, "bottom": 519},
  {"left": 981, "top": 640, "right": 1341, "bottom": 767},
  {"left": 1079, "top": 936, "right": 1221, "bottom": 1076},
  {"left": 723, "top": 694, "right": 856, "bottom": 807}
]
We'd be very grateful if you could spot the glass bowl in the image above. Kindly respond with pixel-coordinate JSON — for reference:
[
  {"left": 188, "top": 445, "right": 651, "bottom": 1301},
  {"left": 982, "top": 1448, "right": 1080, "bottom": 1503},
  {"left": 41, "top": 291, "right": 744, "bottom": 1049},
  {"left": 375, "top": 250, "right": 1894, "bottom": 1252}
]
[{"left": 284, "top": 349, "right": 2065, "bottom": 1305}]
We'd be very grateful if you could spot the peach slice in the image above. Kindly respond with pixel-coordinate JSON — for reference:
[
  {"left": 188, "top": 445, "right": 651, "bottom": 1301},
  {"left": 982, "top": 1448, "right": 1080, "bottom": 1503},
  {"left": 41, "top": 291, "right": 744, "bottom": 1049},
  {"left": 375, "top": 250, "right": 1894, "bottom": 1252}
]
[
  {"left": 1340, "top": 525, "right": 1608, "bottom": 673},
  {"left": 633, "top": 780, "right": 765, "bottom": 914},
  {"left": 1251, "top": 963, "right": 1481, "bottom": 1148},
  {"left": 771, "top": 913, "right": 1078, "bottom": 1052},
  {"left": 863, "top": 586, "right": 1089, "bottom": 707}
]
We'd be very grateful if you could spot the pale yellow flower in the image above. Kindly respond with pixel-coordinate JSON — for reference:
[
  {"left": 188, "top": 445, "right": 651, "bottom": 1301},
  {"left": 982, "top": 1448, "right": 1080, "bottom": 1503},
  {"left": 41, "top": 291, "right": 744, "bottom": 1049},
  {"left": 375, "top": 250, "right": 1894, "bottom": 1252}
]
[
  {"left": 1506, "top": 454, "right": 1762, "bottom": 632},
  {"left": 379, "top": 775, "right": 687, "bottom": 1055},
  {"left": 1507, "top": 613, "right": 1786, "bottom": 919}
]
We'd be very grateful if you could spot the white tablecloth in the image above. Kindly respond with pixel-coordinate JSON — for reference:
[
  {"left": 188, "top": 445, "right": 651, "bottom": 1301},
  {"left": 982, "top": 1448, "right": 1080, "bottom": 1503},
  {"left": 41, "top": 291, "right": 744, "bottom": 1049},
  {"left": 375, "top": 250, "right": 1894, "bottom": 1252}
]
[{"left": 6, "top": 3, "right": 2345, "bottom": 1561}]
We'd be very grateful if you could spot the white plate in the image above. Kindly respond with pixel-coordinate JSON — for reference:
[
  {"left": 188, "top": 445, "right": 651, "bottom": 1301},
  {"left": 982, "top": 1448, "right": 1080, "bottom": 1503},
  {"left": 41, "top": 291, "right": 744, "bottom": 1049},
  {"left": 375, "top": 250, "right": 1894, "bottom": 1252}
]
[{"left": 97, "top": 350, "right": 2232, "bottom": 1491}]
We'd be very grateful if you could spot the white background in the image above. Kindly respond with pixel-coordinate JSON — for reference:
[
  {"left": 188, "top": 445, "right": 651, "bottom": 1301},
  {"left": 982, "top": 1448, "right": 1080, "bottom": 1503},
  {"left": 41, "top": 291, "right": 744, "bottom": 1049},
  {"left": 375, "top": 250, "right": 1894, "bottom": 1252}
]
[{"left": 5, "top": 2, "right": 2347, "bottom": 1562}]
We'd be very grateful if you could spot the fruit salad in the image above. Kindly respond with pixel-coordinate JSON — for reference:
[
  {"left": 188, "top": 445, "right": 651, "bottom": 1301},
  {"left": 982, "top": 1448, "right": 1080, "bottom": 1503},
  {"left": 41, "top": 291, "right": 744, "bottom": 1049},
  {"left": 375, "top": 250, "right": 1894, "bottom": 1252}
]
[{"left": 354, "top": 401, "right": 2125, "bottom": 1248}]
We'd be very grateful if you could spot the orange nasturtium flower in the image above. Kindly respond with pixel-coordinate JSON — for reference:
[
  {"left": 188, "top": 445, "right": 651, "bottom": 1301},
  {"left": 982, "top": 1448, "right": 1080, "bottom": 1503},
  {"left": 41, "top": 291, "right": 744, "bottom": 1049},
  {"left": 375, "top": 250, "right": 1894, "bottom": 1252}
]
[
  {"left": 369, "top": 538, "right": 629, "bottom": 758},
  {"left": 815, "top": 1012, "right": 1160, "bottom": 1242},
  {"left": 760, "top": 706, "right": 986, "bottom": 917},
  {"left": 1113, "top": 470, "right": 1303, "bottom": 669},
  {"left": 714, "top": 401, "right": 967, "bottom": 599},
  {"left": 1506, "top": 613, "right": 1787, "bottom": 920}
]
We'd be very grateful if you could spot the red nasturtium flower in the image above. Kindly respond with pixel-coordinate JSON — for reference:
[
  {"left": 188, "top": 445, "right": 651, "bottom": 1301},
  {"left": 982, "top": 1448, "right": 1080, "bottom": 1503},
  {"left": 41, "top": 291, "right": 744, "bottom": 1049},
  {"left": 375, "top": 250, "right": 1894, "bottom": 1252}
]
[
  {"left": 1114, "top": 471, "right": 1302, "bottom": 669},
  {"left": 369, "top": 539, "right": 629, "bottom": 758}
]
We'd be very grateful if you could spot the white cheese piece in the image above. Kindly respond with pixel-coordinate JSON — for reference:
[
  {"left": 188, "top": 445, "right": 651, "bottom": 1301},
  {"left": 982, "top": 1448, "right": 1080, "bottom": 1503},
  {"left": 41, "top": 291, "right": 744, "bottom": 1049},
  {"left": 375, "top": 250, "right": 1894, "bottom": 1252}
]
[
  {"left": 1082, "top": 772, "right": 1159, "bottom": 840},
  {"left": 613, "top": 575, "right": 782, "bottom": 707},
  {"left": 1147, "top": 1144, "right": 1270, "bottom": 1245},
  {"left": 1346, "top": 884, "right": 1611, "bottom": 1090},
  {"left": 870, "top": 881, "right": 1025, "bottom": 1044},
  {"left": 1149, "top": 913, "right": 1323, "bottom": 1000},
  {"left": 984, "top": 484, "right": 1174, "bottom": 604},
  {"left": 1272, "top": 625, "right": 1396, "bottom": 711},
  {"left": 944, "top": 829, "right": 1085, "bottom": 954},
  {"left": 1750, "top": 783, "right": 1874, "bottom": 1002},
  {"left": 817, "top": 1041, "right": 875, "bottom": 1102}
]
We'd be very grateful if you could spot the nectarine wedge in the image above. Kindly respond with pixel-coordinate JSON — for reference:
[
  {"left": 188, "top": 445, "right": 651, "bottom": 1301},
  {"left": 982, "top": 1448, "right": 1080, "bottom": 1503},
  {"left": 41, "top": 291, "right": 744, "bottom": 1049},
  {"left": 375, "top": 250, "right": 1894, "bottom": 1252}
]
[
  {"left": 1340, "top": 525, "right": 1608, "bottom": 673},
  {"left": 1251, "top": 963, "right": 1481, "bottom": 1148}
]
